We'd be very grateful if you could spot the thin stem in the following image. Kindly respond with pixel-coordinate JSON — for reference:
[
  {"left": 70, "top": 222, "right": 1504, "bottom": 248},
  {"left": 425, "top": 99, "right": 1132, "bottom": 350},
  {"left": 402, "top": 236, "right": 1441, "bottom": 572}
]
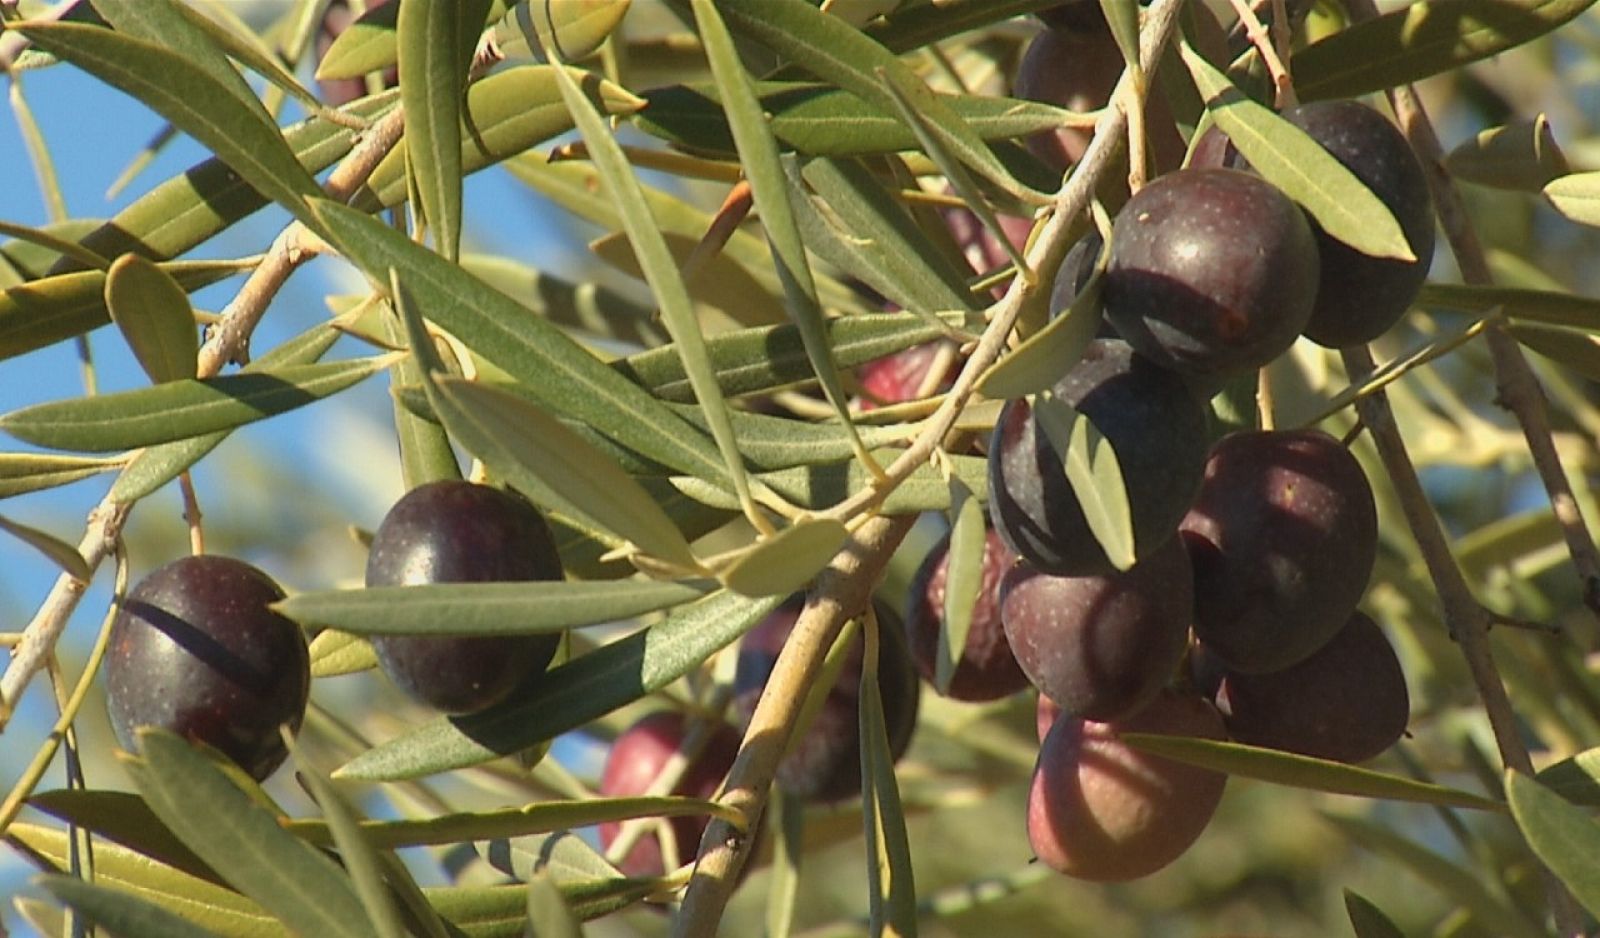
[{"left": 178, "top": 471, "right": 205, "bottom": 556}]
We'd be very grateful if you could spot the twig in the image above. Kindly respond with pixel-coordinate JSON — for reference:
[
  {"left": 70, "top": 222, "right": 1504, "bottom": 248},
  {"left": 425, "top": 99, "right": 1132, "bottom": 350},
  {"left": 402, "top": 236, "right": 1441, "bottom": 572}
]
[
  {"left": 672, "top": 514, "right": 915, "bottom": 938},
  {"left": 0, "top": 102, "right": 408, "bottom": 729}
]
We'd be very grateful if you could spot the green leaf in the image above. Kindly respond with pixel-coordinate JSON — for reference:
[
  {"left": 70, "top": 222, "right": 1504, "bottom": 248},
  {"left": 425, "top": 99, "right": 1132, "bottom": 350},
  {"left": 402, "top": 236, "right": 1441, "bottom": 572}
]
[
  {"left": 1445, "top": 116, "right": 1569, "bottom": 192},
  {"left": 1506, "top": 770, "right": 1600, "bottom": 920},
  {"left": 794, "top": 157, "right": 979, "bottom": 319},
  {"left": 335, "top": 589, "right": 784, "bottom": 780},
  {"left": 1293, "top": 0, "right": 1597, "bottom": 102},
  {"left": 543, "top": 53, "right": 764, "bottom": 527},
  {"left": 398, "top": 0, "right": 492, "bottom": 261},
  {"left": 1417, "top": 281, "right": 1600, "bottom": 330},
  {"left": 714, "top": 0, "right": 1047, "bottom": 204},
  {"left": 1120, "top": 734, "right": 1507, "bottom": 812},
  {"left": 379, "top": 303, "right": 461, "bottom": 490},
  {"left": 1545, "top": 171, "right": 1600, "bottom": 228},
  {"left": 0, "top": 514, "right": 90, "bottom": 581},
  {"left": 764, "top": 790, "right": 804, "bottom": 938},
  {"left": 110, "top": 322, "right": 343, "bottom": 503},
  {"left": 28, "top": 789, "right": 223, "bottom": 886},
  {"left": 693, "top": 0, "right": 872, "bottom": 467},
  {"left": 0, "top": 453, "right": 119, "bottom": 499},
  {"left": 289, "top": 742, "right": 409, "bottom": 938},
  {"left": 278, "top": 579, "right": 709, "bottom": 636},
  {"left": 859, "top": 622, "right": 918, "bottom": 937},
  {"left": 633, "top": 82, "right": 1086, "bottom": 158},
  {"left": 13, "top": 896, "right": 69, "bottom": 938},
  {"left": 673, "top": 449, "right": 989, "bottom": 515},
  {"left": 977, "top": 265, "right": 1102, "bottom": 400},
  {"left": 1534, "top": 747, "right": 1600, "bottom": 806},
  {"left": 6, "top": 822, "right": 281, "bottom": 937},
  {"left": 524, "top": 870, "right": 583, "bottom": 938},
  {"left": 309, "top": 629, "right": 378, "bottom": 677},
  {"left": 18, "top": 22, "right": 324, "bottom": 232},
  {"left": 0, "top": 357, "right": 387, "bottom": 453},
  {"left": 1179, "top": 42, "right": 1414, "bottom": 262},
  {"left": 937, "top": 479, "right": 985, "bottom": 694},
  {"left": 165, "top": 2, "right": 327, "bottom": 117},
  {"left": 104, "top": 253, "right": 198, "bottom": 384},
  {"left": 1508, "top": 322, "right": 1600, "bottom": 381},
  {"left": 125, "top": 730, "right": 371, "bottom": 938},
  {"left": 283, "top": 795, "right": 737, "bottom": 850},
  {"left": 308, "top": 199, "right": 732, "bottom": 487},
  {"left": 316, "top": 1, "right": 405, "bottom": 79},
  {"left": 495, "top": 0, "right": 632, "bottom": 63},
  {"left": 1033, "top": 395, "right": 1136, "bottom": 570},
  {"left": 37, "top": 874, "right": 227, "bottom": 938},
  {"left": 436, "top": 375, "right": 701, "bottom": 568},
  {"left": 1343, "top": 889, "right": 1407, "bottom": 938},
  {"left": 1324, "top": 814, "right": 1547, "bottom": 938},
  {"left": 0, "top": 218, "right": 110, "bottom": 273},
  {"left": 588, "top": 230, "right": 788, "bottom": 329},
  {"left": 0, "top": 259, "right": 246, "bottom": 362},
  {"left": 720, "top": 517, "right": 851, "bottom": 597}
]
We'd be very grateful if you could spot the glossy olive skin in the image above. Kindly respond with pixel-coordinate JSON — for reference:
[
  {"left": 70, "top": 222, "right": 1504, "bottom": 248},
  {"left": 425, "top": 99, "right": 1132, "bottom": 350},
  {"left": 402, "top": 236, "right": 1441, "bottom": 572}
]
[
  {"left": 1214, "top": 611, "right": 1409, "bottom": 763},
  {"left": 598, "top": 711, "right": 741, "bottom": 877},
  {"left": 734, "top": 600, "right": 920, "bottom": 803},
  {"left": 366, "top": 480, "right": 564, "bottom": 715},
  {"left": 986, "top": 339, "right": 1208, "bottom": 576},
  {"left": 106, "top": 555, "right": 310, "bottom": 781},
  {"left": 1283, "top": 101, "right": 1435, "bottom": 347},
  {"left": 1180, "top": 429, "right": 1378, "bottom": 674},
  {"left": 1000, "top": 536, "right": 1193, "bottom": 722},
  {"left": 1028, "top": 691, "right": 1227, "bottom": 881},
  {"left": 1103, "top": 168, "right": 1319, "bottom": 378},
  {"left": 904, "top": 526, "right": 1030, "bottom": 702}
]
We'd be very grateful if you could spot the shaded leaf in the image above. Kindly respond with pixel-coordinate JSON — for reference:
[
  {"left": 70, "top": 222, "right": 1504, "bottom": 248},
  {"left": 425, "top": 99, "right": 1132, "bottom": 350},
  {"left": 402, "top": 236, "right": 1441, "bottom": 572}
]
[
  {"left": 634, "top": 82, "right": 1086, "bottom": 158},
  {"left": 588, "top": 230, "right": 787, "bottom": 328},
  {"left": 397, "top": 0, "right": 492, "bottom": 261},
  {"left": 104, "top": 253, "right": 198, "bottom": 384},
  {"left": 859, "top": 621, "right": 918, "bottom": 937},
  {"left": 125, "top": 730, "right": 371, "bottom": 938},
  {"left": 278, "top": 579, "right": 709, "bottom": 636},
  {"left": 977, "top": 268, "right": 1102, "bottom": 400},
  {"left": 0, "top": 453, "right": 120, "bottom": 499},
  {"left": 1293, "top": 0, "right": 1597, "bottom": 102},
  {"left": 428, "top": 879, "right": 654, "bottom": 931},
  {"left": 0, "top": 259, "right": 246, "bottom": 363},
  {"left": 1180, "top": 43, "right": 1414, "bottom": 261},
  {"left": 1343, "top": 889, "right": 1407, "bottom": 938},
  {"left": 1034, "top": 395, "right": 1136, "bottom": 570},
  {"left": 1418, "top": 281, "right": 1600, "bottom": 330},
  {"left": 720, "top": 517, "right": 851, "bottom": 597},
  {"left": 0, "top": 218, "right": 110, "bottom": 273},
  {"left": 1121, "top": 734, "right": 1506, "bottom": 811},
  {"left": 18, "top": 21, "right": 324, "bottom": 231},
  {"left": 38, "top": 874, "right": 226, "bottom": 938},
  {"left": 937, "top": 478, "right": 985, "bottom": 694},
  {"left": 764, "top": 790, "right": 804, "bottom": 938},
  {"left": 524, "top": 870, "right": 583, "bottom": 938},
  {"left": 316, "top": 1, "right": 407, "bottom": 79},
  {"left": 1534, "top": 747, "right": 1600, "bottom": 806},
  {"left": 672, "top": 449, "right": 989, "bottom": 515},
  {"left": 335, "top": 590, "right": 784, "bottom": 780},
  {"left": 0, "top": 358, "right": 387, "bottom": 453},
  {"left": 308, "top": 199, "right": 732, "bottom": 486},
  {"left": 0, "top": 514, "right": 90, "bottom": 581},
  {"left": 28, "top": 789, "right": 223, "bottom": 886},
  {"left": 1509, "top": 322, "right": 1600, "bottom": 381},
  {"left": 1506, "top": 770, "right": 1600, "bottom": 920},
  {"left": 1446, "top": 116, "right": 1569, "bottom": 191}
]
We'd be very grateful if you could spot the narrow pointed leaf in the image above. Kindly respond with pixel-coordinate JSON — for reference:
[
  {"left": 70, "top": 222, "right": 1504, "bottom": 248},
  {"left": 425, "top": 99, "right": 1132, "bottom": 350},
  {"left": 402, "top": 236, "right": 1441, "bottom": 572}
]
[
  {"left": 713, "top": 0, "right": 1047, "bottom": 203},
  {"left": 6, "top": 822, "right": 280, "bottom": 937},
  {"left": 859, "top": 623, "right": 918, "bottom": 937},
  {"left": 308, "top": 199, "right": 732, "bottom": 486},
  {"left": 978, "top": 268, "right": 1102, "bottom": 400},
  {"left": 1343, "top": 889, "right": 1407, "bottom": 938},
  {"left": 587, "top": 231, "right": 789, "bottom": 327},
  {"left": 290, "top": 743, "right": 409, "bottom": 938},
  {"left": 1121, "top": 734, "right": 1506, "bottom": 811},
  {"left": 1506, "top": 770, "right": 1600, "bottom": 920},
  {"left": 0, "top": 514, "right": 91, "bottom": 581},
  {"left": 0, "top": 357, "right": 387, "bottom": 453},
  {"left": 496, "top": 0, "right": 632, "bottom": 62},
  {"left": 1179, "top": 43, "right": 1414, "bottom": 262},
  {"left": 13, "top": 897, "right": 69, "bottom": 938},
  {"left": 1546, "top": 172, "right": 1600, "bottom": 228},
  {"left": 0, "top": 453, "right": 119, "bottom": 499},
  {"left": 110, "top": 321, "right": 343, "bottom": 503},
  {"left": 379, "top": 307, "right": 460, "bottom": 490},
  {"left": 0, "top": 218, "right": 110, "bottom": 272},
  {"left": 633, "top": 82, "right": 1088, "bottom": 158},
  {"left": 1417, "top": 281, "right": 1600, "bottom": 330},
  {"left": 17, "top": 22, "right": 324, "bottom": 231},
  {"left": 397, "top": 0, "right": 492, "bottom": 261},
  {"left": 1509, "top": 322, "right": 1600, "bottom": 381},
  {"left": 1292, "top": 0, "right": 1597, "bottom": 102},
  {"left": 764, "top": 790, "right": 804, "bottom": 938},
  {"left": 0, "top": 259, "right": 248, "bottom": 362},
  {"left": 525, "top": 870, "right": 583, "bottom": 938},
  {"left": 543, "top": 54, "right": 762, "bottom": 523},
  {"left": 721, "top": 517, "right": 850, "bottom": 597},
  {"left": 316, "top": 1, "right": 406, "bottom": 79},
  {"left": 278, "top": 580, "right": 709, "bottom": 636},
  {"left": 1445, "top": 116, "right": 1568, "bottom": 191},
  {"left": 694, "top": 0, "right": 873, "bottom": 470},
  {"left": 937, "top": 478, "right": 984, "bottom": 694},
  {"left": 1534, "top": 747, "right": 1600, "bottom": 806},
  {"left": 335, "top": 589, "right": 784, "bottom": 780},
  {"left": 168, "top": 1, "right": 326, "bottom": 115},
  {"left": 28, "top": 789, "right": 223, "bottom": 886},
  {"left": 104, "top": 253, "right": 198, "bottom": 384},
  {"left": 38, "top": 874, "right": 227, "bottom": 938},
  {"left": 125, "top": 729, "right": 371, "bottom": 938},
  {"left": 309, "top": 629, "right": 378, "bottom": 677},
  {"left": 1033, "top": 395, "right": 1136, "bottom": 570},
  {"left": 673, "top": 449, "right": 989, "bottom": 515}
]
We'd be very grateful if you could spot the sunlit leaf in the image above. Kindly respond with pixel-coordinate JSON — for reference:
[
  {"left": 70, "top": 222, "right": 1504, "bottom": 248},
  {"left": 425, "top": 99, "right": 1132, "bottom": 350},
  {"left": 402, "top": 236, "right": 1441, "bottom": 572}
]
[
  {"left": 1545, "top": 171, "right": 1600, "bottom": 228},
  {"left": 720, "top": 517, "right": 851, "bottom": 597},
  {"left": 104, "top": 253, "right": 198, "bottom": 384},
  {"left": 1033, "top": 395, "right": 1136, "bottom": 570},
  {"left": 977, "top": 268, "right": 1102, "bottom": 400},
  {"left": 0, "top": 453, "right": 120, "bottom": 499},
  {"left": 495, "top": 0, "right": 632, "bottom": 62},
  {"left": 335, "top": 590, "right": 784, "bottom": 780},
  {"left": 28, "top": 789, "right": 223, "bottom": 886},
  {"left": 672, "top": 449, "right": 989, "bottom": 515},
  {"left": 309, "top": 629, "right": 378, "bottom": 678},
  {"left": 0, "top": 514, "right": 90, "bottom": 581},
  {"left": 0, "top": 358, "right": 388, "bottom": 453},
  {"left": 289, "top": 742, "right": 409, "bottom": 938},
  {"left": 38, "top": 873, "right": 228, "bottom": 938},
  {"left": 859, "top": 621, "right": 918, "bottom": 936},
  {"left": 937, "top": 479, "right": 985, "bottom": 694}
]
